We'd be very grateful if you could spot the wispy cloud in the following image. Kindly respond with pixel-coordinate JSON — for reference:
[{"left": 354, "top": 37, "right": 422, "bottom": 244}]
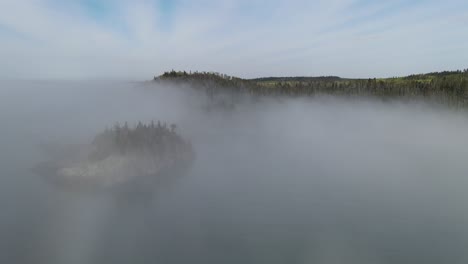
[{"left": 0, "top": 0, "right": 467, "bottom": 80}]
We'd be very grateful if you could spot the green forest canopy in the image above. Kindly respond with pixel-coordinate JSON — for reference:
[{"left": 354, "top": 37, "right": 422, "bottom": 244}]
[{"left": 155, "top": 69, "right": 468, "bottom": 107}]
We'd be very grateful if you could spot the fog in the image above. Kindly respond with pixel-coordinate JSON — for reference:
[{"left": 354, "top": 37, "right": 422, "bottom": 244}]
[{"left": 1, "top": 80, "right": 468, "bottom": 264}]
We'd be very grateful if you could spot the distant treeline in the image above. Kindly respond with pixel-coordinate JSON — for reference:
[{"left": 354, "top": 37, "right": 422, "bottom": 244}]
[
  {"left": 155, "top": 69, "right": 468, "bottom": 107},
  {"left": 251, "top": 76, "right": 343, "bottom": 82}
]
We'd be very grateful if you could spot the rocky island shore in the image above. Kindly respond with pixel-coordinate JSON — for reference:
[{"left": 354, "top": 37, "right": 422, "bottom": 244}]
[{"left": 33, "top": 122, "right": 195, "bottom": 194}]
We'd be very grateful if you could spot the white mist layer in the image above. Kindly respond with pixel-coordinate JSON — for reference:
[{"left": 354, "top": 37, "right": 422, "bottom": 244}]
[{"left": 1, "top": 81, "right": 468, "bottom": 264}]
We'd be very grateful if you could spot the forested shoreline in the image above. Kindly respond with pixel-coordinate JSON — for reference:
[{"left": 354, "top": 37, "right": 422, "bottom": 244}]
[{"left": 155, "top": 69, "right": 468, "bottom": 107}]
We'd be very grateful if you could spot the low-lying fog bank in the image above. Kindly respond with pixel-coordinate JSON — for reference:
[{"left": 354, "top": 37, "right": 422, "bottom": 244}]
[{"left": 1, "top": 80, "right": 468, "bottom": 264}]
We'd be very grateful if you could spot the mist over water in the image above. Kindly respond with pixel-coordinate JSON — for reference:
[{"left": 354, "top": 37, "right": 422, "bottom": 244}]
[{"left": 1, "top": 80, "right": 468, "bottom": 264}]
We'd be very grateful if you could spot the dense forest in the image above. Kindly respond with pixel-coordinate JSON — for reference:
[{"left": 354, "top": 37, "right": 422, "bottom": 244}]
[{"left": 155, "top": 69, "right": 468, "bottom": 107}]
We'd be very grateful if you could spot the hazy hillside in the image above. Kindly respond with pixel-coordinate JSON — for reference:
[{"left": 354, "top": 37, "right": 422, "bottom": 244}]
[{"left": 155, "top": 69, "right": 468, "bottom": 107}]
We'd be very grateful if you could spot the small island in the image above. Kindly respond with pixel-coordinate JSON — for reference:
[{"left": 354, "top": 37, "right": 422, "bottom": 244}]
[{"left": 34, "top": 122, "right": 195, "bottom": 193}]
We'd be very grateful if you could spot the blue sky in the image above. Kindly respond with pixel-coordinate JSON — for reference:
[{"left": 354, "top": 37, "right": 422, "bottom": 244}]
[{"left": 0, "top": 0, "right": 467, "bottom": 80}]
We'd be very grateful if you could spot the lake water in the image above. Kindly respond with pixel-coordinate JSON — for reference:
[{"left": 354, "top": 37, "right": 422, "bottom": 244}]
[{"left": 1, "top": 80, "right": 468, "bottom": 264}]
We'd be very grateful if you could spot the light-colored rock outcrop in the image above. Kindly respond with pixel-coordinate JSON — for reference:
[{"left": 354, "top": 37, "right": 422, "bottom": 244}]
[{"left": 33, "top": 122, "right": 194, "bottom": 192}]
